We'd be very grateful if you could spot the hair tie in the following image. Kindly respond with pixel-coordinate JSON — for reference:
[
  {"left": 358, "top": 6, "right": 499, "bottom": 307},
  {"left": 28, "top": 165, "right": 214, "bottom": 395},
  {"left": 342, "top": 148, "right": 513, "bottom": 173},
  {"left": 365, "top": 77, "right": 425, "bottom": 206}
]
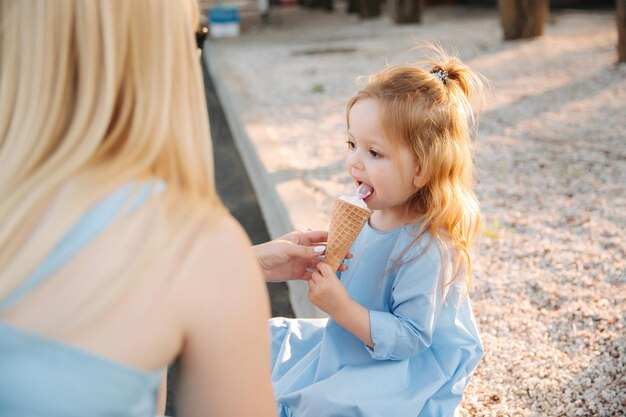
[{"left": 431, "top": 68, "right": 448, "bottom": 85}]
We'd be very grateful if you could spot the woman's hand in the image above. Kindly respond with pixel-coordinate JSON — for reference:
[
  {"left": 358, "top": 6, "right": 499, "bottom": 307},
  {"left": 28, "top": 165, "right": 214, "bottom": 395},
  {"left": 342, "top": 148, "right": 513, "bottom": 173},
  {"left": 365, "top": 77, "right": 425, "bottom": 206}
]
[
  {"left": 307, "top": 262, "right": 351, "bottom": 317},
  {"left": 253, "top": 231, "right": 326, "bottom": 282}
]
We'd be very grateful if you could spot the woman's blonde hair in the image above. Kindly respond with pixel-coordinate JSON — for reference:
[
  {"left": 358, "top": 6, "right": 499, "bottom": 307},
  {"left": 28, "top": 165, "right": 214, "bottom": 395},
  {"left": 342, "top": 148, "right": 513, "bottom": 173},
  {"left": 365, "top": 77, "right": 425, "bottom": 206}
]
[
  {"left": 0, "top": 0, "right": 224, "bottom": 328},
  {"left": 346, "top": 46, "right": 485, "bottom": 293}
]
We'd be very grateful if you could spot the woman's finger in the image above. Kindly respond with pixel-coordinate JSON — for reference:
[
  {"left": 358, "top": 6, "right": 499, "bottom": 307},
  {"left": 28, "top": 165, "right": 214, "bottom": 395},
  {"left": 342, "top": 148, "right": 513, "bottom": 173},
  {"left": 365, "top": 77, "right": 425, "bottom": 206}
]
[
  {"left": 306, "top": 258, "right": 324, "bottom": 269},
  {"left": 300, "top": 230, "right": 328, "bottom": 244}
]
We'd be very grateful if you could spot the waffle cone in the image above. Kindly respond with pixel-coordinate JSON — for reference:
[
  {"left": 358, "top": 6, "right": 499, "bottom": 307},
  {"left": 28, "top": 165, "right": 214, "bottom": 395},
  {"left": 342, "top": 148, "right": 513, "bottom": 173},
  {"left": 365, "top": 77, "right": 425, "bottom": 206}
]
[{"left": 324, "top": 198, "right": 372, "bottom": 271}]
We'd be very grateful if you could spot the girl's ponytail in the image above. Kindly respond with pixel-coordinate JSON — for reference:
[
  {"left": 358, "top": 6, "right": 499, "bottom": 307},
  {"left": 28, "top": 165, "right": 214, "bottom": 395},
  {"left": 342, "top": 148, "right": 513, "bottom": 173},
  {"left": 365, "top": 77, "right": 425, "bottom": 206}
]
[
  {"left": 429, "top": 57, "right": 485, "bottom": 104},
  {"left": 427, "top": 49, "right": 488, "bottom": 131}
]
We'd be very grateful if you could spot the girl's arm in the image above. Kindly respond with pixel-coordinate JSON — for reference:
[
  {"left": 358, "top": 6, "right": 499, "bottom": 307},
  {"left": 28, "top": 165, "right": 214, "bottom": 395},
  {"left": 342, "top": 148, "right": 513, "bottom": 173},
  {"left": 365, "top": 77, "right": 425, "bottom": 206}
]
[
  {"left": 331, "top": 299, "right": 373, "bottom": 347},
  {"left": 310, "top": 244, "right": 447, "bottom": 361},
  {"left": 308, "top": 263, "right": 373, "bottom": 347},
  {"left": 365, "top": 245, "right": 446, "bottom": 361}
]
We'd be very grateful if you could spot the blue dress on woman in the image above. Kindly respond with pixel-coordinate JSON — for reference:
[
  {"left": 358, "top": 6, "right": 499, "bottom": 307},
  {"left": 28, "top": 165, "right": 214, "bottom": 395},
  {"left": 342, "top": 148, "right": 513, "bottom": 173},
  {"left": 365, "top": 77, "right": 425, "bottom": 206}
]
[
  {"left": 269, "top": 222, "right": 483, "bottom": 417},
  {"left": 0, "top": 185, "right": 163, "bottom": 417}
]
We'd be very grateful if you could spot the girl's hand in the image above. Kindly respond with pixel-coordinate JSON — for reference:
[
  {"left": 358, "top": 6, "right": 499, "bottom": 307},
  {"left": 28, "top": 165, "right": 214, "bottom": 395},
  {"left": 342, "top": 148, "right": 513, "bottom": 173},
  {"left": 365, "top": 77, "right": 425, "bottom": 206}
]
[{"left": 308, "top": 262, "right": 351, "bottom": 317}]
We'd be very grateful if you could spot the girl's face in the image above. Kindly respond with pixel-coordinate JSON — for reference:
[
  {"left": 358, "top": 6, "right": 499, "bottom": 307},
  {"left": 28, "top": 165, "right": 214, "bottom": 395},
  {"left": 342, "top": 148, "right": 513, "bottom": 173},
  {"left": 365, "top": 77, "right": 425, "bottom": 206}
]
[{"left": 346, "top": 98, "right": 420, "bottom": 222}]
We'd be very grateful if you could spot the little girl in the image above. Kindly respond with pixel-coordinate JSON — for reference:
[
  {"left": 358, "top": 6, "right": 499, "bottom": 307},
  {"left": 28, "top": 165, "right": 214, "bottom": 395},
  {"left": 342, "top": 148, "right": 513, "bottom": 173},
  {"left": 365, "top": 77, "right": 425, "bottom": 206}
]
[{"left": 269, "top": 48, "right": 485, "bottom": 417}]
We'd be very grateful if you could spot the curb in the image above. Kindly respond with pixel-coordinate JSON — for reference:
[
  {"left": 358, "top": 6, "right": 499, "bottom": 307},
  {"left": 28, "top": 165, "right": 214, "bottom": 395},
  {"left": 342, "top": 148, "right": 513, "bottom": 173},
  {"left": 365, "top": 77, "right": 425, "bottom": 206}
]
[{"left": 203, "top": 43, "right": 325, "bottom": 318}]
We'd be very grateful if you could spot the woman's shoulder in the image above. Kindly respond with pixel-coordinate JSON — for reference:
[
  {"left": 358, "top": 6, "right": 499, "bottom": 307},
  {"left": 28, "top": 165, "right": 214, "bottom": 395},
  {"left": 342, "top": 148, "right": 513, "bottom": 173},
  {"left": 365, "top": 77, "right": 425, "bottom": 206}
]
[
  {"left": 170, "top": 211, "right": 269, "bottom": 343},
  {"left": 100, "top": 182, "right": 255, "bottom": 289},
  {"left": 96, "top": 180, "right": 258, "bottom": 287},
  {"left": 173, "top": 209, "right": 253, "bottom": 271},
  {"left": 196, "top": 213, "right": 253, "bottom": 261}
]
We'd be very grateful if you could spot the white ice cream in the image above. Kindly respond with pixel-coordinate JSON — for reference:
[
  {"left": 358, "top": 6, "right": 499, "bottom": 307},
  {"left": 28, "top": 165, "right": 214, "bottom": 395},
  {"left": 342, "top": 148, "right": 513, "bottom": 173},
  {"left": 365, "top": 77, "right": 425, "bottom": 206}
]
[
  {"left": 339, "top": 194, "right": 368, "bottom": 208},
  {"left": 339, "top": 183, "right": 373, "bottom": 208}
]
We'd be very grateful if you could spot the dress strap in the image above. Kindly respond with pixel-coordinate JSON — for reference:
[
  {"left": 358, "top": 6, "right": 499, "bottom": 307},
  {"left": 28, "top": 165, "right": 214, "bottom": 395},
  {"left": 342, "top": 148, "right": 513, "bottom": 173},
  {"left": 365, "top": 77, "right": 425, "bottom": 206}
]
[{"left": 0, "top": 182, "right": 163, "bottom": 312}]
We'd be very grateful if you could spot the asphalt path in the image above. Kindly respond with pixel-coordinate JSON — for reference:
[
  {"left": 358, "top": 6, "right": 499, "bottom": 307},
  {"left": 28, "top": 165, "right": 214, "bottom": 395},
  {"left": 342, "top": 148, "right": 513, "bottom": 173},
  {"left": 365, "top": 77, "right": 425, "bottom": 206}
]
[{"left": 164, "top": 51, "right": 295, "bottom": 416}]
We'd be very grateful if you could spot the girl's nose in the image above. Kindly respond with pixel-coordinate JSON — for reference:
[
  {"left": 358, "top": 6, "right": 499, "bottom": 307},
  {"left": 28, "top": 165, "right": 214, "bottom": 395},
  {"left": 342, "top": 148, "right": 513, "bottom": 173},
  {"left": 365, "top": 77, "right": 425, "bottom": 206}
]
[{"left": 347, "top": 153, "right": 364, "bottom": 173}]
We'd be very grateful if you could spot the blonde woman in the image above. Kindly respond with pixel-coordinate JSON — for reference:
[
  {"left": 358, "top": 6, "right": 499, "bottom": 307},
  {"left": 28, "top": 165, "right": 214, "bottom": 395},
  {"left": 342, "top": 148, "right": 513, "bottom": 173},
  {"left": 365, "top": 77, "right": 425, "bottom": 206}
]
[{"left": 0, "top": 1, "right": 329, "bottom": 416}]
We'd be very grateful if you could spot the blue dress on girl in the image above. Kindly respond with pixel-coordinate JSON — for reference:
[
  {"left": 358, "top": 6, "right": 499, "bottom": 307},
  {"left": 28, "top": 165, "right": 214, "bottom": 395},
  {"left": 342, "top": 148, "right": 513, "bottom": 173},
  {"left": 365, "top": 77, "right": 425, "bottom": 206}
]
[
  {"left": 0, "top": 184, "right": 163, "bottom": 417},
  {"left": 269, "top": 222, "right": 483, "bottom": 417}
]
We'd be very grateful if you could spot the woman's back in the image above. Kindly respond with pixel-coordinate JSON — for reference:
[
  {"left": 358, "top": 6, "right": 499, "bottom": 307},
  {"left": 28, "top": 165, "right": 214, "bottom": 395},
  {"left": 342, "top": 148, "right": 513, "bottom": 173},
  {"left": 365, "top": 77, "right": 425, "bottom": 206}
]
[{"left": 0, "top": 183, "right": 276, "bottom": 416}]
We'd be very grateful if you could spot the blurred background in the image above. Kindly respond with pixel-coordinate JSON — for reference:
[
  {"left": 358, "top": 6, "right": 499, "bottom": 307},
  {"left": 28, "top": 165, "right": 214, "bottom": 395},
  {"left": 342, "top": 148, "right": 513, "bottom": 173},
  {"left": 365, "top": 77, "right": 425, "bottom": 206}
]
[{"left": 166, "top": 1, "right": 625, "bottom": 416}]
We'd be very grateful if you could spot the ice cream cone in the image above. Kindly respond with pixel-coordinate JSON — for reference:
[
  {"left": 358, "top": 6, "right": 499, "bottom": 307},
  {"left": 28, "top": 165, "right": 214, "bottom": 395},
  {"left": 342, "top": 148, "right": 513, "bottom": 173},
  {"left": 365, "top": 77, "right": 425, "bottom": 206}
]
[{"left": 324, "top": 198, "right": 372, "bottom": 271}]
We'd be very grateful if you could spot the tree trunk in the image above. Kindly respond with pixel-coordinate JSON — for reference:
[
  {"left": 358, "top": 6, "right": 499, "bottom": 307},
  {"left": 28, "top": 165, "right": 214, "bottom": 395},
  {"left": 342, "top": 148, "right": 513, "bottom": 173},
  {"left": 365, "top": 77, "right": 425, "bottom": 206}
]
[
  {"left": 357, "top": 0, "right": 381, "bottom": 18},
  {"left": 618, "top": 0, "right": 626, "bottom": 63},
  {"left": 388, "top": 0, "right": 424, "bottom": 24},
  {"left": 498, "top": 0, "right": 549, "bottom": 40}
]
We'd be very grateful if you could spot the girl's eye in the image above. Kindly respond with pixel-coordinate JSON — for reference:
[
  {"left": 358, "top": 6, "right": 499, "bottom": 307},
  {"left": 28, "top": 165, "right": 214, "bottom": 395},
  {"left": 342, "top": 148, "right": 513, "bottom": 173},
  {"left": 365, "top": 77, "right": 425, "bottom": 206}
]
[
  {"left": 346, "top": 140, "right": 356, "bottom": 150},
  {"left": 369, "top": 149, "right": 382, "bottom": 159}
]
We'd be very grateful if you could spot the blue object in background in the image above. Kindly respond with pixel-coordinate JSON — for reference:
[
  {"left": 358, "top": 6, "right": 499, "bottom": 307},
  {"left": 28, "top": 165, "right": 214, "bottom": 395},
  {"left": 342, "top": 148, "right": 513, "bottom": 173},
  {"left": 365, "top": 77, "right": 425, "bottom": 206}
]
[{"left": 208, "top": 5, "right": 241, "bottom": 38}]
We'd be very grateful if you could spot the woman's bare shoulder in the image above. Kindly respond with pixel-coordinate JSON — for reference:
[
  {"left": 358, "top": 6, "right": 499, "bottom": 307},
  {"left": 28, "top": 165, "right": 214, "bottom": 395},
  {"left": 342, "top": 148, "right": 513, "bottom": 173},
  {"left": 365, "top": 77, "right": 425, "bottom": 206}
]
[
  {"left": 201, "top": 213, "right": 253, "bottom": 256},
  {"left": 171, "top": 211, "right": 267, "bottom": 317},
  {"left": 191, "top": 213, "right": 257, "bottom": 279}
]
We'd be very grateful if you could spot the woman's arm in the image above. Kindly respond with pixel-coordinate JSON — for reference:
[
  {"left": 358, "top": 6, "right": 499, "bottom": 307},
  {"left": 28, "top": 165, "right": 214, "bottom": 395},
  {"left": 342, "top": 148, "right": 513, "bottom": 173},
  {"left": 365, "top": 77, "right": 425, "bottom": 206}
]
[
  {"left": 174, "top": 215, "right": 276, "bottom": 417},
  {"left": 156, "top": 370, "right": 167, "bottom": 415}
]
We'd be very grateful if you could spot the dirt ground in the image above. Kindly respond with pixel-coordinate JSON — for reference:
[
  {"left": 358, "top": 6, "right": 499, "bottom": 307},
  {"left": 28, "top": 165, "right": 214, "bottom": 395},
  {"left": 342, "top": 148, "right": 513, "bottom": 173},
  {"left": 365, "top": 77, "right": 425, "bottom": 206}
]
[{"left": 207, "top": 4, "right": 626, "bottom": 415}]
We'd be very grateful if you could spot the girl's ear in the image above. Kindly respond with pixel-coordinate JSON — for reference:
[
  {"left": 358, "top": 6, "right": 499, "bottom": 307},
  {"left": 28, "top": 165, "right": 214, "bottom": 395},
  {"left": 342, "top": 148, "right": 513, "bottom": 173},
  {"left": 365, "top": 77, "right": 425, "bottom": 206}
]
[{"left": 413, "top": 165, "right": 426, "bottom": 189}]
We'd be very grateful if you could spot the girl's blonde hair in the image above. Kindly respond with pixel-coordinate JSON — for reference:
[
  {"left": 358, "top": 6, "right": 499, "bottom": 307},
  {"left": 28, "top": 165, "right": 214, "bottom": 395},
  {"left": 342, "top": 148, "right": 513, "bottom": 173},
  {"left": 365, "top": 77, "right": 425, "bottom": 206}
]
[
  {"left": 346, "top": 46, "right": 485, "bottom": 293},
  {"left": 0, "top": 0, "right": 224, "bottom": 329}
]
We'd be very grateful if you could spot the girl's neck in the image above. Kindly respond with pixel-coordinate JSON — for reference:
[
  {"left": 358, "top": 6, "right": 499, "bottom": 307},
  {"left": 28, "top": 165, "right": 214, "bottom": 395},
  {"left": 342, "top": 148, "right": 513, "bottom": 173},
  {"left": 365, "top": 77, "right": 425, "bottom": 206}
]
[{"left": 369, "top": 209, "right": 416, "bottom": 232}]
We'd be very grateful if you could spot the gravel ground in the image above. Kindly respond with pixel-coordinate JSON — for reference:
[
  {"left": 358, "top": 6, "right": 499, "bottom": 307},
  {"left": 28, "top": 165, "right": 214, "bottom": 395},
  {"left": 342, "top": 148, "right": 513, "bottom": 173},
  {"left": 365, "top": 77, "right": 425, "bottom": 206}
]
[{"left": 208, "top": 5, "right": 625, "bottom": 416}]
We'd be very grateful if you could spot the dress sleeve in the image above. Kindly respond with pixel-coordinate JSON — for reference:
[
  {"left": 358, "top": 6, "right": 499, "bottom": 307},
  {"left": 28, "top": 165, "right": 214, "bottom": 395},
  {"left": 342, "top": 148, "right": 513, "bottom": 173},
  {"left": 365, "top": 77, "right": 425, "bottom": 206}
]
[{"left": 366, "top": 243, "right": 445, "bottom": 361}]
